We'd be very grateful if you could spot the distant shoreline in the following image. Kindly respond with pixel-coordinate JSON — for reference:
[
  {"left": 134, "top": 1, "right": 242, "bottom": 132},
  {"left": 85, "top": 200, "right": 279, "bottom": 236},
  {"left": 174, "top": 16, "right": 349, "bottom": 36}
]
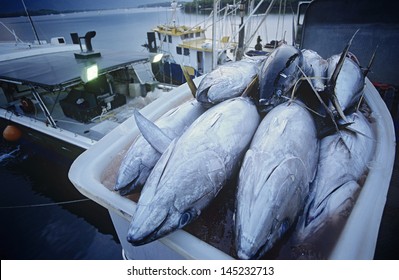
[{"left": 0, "top": 2, "right": 177, "bottom": 18}]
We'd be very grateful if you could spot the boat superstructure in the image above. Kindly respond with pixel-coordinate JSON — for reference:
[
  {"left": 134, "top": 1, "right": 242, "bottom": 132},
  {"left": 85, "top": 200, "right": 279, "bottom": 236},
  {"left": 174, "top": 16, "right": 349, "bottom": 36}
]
[
  {"left": 146, "top": 1, "right": 239, "bottom": 85},
  {"left": 0, "top": 29, "right": 168, "bottom": 158},
  {"left": 146, "top": 0, "right": 292, "bottom": 84}
]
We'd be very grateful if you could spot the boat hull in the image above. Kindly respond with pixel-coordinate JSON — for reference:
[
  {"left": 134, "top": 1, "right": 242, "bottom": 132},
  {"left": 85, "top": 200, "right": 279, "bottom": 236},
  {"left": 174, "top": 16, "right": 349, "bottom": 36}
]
[{"left": 0, "top": 117, "right": 86, "bottom": 160}]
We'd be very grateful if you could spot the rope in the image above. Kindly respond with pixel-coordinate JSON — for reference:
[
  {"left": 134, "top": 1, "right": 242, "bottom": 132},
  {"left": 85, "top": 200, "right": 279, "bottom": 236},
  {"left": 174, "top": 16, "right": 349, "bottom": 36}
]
[{"left": 0, "top": 198, "right": 90, "bottom": 209}]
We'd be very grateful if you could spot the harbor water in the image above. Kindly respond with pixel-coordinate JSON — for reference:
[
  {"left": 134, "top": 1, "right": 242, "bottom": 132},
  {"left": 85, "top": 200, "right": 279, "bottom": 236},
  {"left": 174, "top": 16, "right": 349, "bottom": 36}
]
[{"left": 0, "top": 7, "right": 398, "bottom": 260}]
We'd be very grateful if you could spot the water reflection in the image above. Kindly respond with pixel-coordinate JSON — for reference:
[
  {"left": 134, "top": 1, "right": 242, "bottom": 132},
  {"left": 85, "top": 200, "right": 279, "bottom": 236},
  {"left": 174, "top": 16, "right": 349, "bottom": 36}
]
[{"left": 0, "top": 140, "right": 122, "bottom": 259}]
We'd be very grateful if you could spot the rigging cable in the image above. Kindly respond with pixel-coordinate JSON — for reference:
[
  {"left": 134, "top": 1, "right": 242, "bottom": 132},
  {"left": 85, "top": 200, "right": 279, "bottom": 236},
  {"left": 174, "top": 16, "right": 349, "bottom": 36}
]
[{"left": 0, "top": 198, "right": 91, "bottom": 209}]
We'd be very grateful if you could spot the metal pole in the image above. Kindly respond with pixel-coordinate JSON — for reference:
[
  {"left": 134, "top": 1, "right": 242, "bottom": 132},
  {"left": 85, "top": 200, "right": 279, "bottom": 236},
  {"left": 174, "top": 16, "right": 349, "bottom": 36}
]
[
  {"left": 236, "top": 1, "right": 247, "bottom": 61},
  {"left": 212, "top": 0, "right": 218, "bottom": 70},
  {"left": 21, "top": 0, "right": 41, "bottom": 44}
]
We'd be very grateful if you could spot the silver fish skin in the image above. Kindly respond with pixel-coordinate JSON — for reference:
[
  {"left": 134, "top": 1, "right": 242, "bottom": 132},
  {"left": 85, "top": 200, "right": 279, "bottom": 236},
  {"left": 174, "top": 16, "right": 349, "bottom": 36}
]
[
  {"left": 327, "top": 54, "right": 365, "bottom": 113},
  {"left": 302, "top": 49, "right": 328, "bottom": 92},
  {"left": 258, "top": 44, "right": 303, "bottom": 113},
  {"left": 196, "top": 60, "right": 259, "bottom": 107},
  {"left": 295, "top": 111, "right": 374, "bottom": 243},
  {"left": 127, "top": 97, "right": 260, "bottom": 246},
  {"left": 235, "top": 101, "right": 319, "bottom": 259},
  {"left": 114, "top": 99, "right": 206, "bottom": 195}
]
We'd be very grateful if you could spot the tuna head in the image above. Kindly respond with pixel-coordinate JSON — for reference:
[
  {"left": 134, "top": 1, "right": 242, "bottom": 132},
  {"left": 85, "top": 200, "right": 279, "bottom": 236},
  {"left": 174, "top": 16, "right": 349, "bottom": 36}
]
[
  {"left": 235, "top": 152, "right": 309, "bottom": 259},
  {"left": 258, "top": 44, "right": 303, "bottom": 112},
  {"left": 127, "top": 140, "right": 228, "bottom": 246}
]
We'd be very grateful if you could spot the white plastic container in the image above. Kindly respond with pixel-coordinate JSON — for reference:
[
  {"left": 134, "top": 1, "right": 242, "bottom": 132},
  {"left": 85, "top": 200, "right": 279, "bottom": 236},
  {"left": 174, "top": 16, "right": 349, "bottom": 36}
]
[{"left": 69, "top": 78, "right": 396, "bottom": 259}]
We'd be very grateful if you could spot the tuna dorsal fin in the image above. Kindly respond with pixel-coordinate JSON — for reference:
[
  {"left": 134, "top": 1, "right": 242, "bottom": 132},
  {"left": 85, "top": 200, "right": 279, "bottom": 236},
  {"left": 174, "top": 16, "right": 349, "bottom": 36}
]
[{"left": 133, "top": 109, "right": 172, "bottom": 154}]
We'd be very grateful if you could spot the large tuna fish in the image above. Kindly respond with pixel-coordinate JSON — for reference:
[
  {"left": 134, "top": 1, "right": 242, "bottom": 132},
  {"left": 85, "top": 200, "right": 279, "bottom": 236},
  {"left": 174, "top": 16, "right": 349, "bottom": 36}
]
[
  {"left": 294, "top": 112, "right": 374, "bottom": 252},
  {"left": 258, "top": 44, "right": 303, "bottom": 113},
  {"left": 114, "top": 99, "right": 206, "bottom": 195},
  {"left": 127, "top": 97, "right": 260, "bottom": 245},
  {"left": 235, "top": 101, "right": 319, "bottom": 259},
  {"left": 326, "top": 54, "right": 365, "bottom": 114},
  {"left": 302, "top": 49, "right": 328, "bottom": 92},
  {"left": 196, "top": 60, "right": 260, "bottom": 107}
]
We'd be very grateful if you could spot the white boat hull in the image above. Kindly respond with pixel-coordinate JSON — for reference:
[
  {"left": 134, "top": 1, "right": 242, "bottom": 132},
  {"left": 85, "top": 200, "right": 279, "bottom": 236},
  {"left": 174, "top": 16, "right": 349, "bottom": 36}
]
[{"left": 69, "top": 77, "right": 396, "bottom": 259}]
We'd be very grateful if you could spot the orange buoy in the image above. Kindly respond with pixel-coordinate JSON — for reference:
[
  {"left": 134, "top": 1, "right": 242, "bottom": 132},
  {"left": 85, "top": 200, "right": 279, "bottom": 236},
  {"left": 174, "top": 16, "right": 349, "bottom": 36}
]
[{"left": 3, "top": 125, "right": 22, "bottom": 142}]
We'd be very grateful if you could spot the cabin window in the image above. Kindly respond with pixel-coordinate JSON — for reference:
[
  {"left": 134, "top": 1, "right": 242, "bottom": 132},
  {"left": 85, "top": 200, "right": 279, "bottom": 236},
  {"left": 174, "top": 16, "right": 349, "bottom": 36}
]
[
  {"left": 189, "top": 33, "right": 194, "bottom": 38},
  {"left": 176, "top": 46, "right": 182, "bottom": 55},
  {"left": 183, "top": 34, "right": 189, "bottom": 39},
  {"left": 183, "top": 48, "right": 190, "bottom": 56},
  {"left": 168, "top": 35, "right": 172, "bottom": 43},
  {"left": 157, "top": 32, "right": 161, "bottom": 41},
  {"left": 195, "top": 32, "right": 201, "bottom": 37}
]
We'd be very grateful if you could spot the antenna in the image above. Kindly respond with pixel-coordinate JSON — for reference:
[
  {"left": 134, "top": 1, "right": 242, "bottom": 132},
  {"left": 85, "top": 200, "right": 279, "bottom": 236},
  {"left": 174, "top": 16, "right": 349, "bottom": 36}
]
[{"left": 21, "top": 0, "right": 41, "bottom": 44}]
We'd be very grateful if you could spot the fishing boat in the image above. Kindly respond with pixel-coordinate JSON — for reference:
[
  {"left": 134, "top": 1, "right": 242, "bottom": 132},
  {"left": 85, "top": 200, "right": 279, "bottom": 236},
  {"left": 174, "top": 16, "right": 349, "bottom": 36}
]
[
  {"left": 0, "top": 26, "right": 170, "bottom": 159},
  {"left": 144, "top": 0, "right": 237, "bottom": 85},
  {"left": 144, "top": 0, "right": 285, "bottom": 85},
  {"left": 69, "top": 0, "right": 397, "bottom": 259}
]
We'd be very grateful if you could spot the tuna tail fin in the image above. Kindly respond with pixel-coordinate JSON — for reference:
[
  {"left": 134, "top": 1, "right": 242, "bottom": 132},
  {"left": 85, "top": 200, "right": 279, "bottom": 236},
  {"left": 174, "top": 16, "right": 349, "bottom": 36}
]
[
  {"left": 323, "top": 30, "right": 359, "bottom": 123},
  {"left": 241, "top": 75, "right": 259, "bottom": 98},
  {"left": 328, "top": 29, "right": 360, "bottom": 88},
  {"left": 133, "top": 109, "right": 172, "bottom": 154},
  {"left": 181, "top": 65, "right": 197, "bottom": 98},
  {"left": 317, "top": 121, "right": 353, "bottom": 139},
  {"left": 363, "top": 45, "right": 378, "bottom": 77},
  {"left": 297, "top": 66, "right": 348, "bottom": 138}
]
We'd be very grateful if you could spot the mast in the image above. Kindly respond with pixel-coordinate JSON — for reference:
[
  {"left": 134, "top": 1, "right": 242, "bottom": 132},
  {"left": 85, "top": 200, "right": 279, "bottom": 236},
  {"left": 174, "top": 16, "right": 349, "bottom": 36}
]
[
  {"left": 212, "top": 0, "right": 218, "bottom": 70},
  {"left": 236, "top": 1, "right": 247, "bottom": 61},
  {"left": 21, "top": 0, "right": 41, "bottom": 44}
]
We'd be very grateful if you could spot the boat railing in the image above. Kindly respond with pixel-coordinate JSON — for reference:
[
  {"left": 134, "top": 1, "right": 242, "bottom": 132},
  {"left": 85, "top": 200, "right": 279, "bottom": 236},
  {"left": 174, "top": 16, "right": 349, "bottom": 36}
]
[{"left": 0, "top": 21, "right": 25, "bottom": 45}]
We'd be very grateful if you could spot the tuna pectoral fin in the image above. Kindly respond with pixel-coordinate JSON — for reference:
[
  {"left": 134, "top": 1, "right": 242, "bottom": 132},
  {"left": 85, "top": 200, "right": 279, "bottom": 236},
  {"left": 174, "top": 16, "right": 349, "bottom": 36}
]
[
  {"left": 322, "top": 180, "right": 360, "bottom": 217},
  {"left": 134, "top": 109, "right": 172, "bottom": 154},
  {"left": 295, "top": 180, "right": 360, "bottom": 244}
]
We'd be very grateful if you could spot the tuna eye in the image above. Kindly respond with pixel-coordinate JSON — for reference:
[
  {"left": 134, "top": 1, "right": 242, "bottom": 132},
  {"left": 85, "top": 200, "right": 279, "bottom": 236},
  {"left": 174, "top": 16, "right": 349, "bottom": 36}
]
[
  {"left": 279, "top": 219, "right": 290, "bottom": 236},
  {"left": 179, "top": 212, "right": 192, "bottom": 227}
]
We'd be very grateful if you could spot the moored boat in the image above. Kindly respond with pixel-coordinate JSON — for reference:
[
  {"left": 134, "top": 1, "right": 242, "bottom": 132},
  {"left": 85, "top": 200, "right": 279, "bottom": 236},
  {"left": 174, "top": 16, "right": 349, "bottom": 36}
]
[{"left": 0, "top": 29, "right": 170, "bottom": 159}]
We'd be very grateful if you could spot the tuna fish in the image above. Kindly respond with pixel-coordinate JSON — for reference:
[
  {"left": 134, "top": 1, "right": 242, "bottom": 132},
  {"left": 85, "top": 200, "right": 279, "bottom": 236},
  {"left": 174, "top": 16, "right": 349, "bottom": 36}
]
[
  {"left": 326, "top": 54, "right": 365, "bottom": 114},
  {"left": 294, "top": 111, "right": 374, "bottom": 246},
  {"left": 235, "top": 101, "right": 319, "bottom": 259},
  {"left": 196, "top": 60, "right": 260, "bottom": 107},
  {"left": 302, "top": 49, "right": 328, "bottom": 92},
  {"left": 127, "top": 97, "right": 260, "bottom": 246},
  {"left": 258, "top": 44, "right": 303, "bottom": 113},
  {"left": 114, "top": 99, "right": 206, "bottom": 195}
]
